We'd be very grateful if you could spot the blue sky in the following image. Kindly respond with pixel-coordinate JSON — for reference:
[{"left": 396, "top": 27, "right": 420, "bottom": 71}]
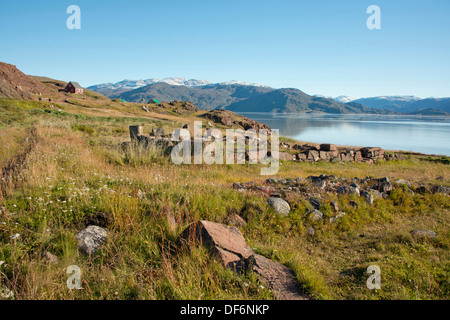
[{"left": 1, "top": 0, "right": 449, "bottom": 98}]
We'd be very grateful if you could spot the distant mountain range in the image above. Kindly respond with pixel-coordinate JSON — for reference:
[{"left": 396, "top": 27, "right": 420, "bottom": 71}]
[{"left": 88, "top": 78, "right": 450, "bottom": 115}]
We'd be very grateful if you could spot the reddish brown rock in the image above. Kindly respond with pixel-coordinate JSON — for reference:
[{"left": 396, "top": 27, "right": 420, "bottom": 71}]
[
  {"left": 297, "top": 152, "right": 307, "bottom": 161},
  {"left": 250, "top": 254, "right": 308, "bottom": 300},
  {"left": 179, "top": 220, "right": 308, "bottom": 300},
  {"left": 279, "top": 152, "right": 296, "bottom": 161},
  {"left": 307, "top": 150, "right": 320, "bottom": 161},
  {"left": 179, "top": 220, "right": 254, "bottom": 271}
]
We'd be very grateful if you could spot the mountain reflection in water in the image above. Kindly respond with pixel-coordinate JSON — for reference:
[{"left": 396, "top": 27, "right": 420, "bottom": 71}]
[{"left": 238, "top": 113, "right": 450, "bottom": 156}]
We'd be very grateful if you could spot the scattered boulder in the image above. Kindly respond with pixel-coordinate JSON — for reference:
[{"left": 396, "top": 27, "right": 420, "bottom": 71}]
[
  {"left": 410, "top": 229, "right": 437, "bottom": 239},
  {"left": 179, "top": 220, "right": 256, "bottom": 273},
  {"left": 360, "top": 190, "right": 374, "bottom": 205},
  {"left": 250, "top": 254, "right": 308, "bottom": 300},
  {"left": 309, "top": 209, "right": 323, "bottom": 221},
  {"left": 330, "top": 200, "right": 339, "bottom": 212},
  {"left": 375, "top": 181, "right": 393, "bottom": 193},
  {"left": 232, "top": 182, "right": 243, "bottom": 190},
  {"left": 313, "top": 179, "right": 326, "bottom": 190},
  {"left": 41, "top": 251, "right": 59, "bottom": 264},
  {"left": 329, "top": 212, "right": 346, "bottom": 223},
  {"left": 395, "top": 179, "right": 410, "bottom": 187},
  {"left": 370, "top": 189, "right": 383, "bottom": 199},
  {"left": 307, "top": 227, "right": 316, "bottom": 236},
  {"left": 76, "top": 225, "right": 108, "bottom": 255},
  {"left": 267, "top": 198, "right": 290, "bottom": 216},
  {"left": 431, "top": 185, "right": 449, "bottom": 195},
  {"left": 337, "top": 186, "right": 360, "bottom": 197}
]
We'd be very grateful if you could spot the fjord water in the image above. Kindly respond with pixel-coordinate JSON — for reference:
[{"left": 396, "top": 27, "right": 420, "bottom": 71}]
[{"left": 239, "top": 113, "right": 450, "bottom": 156}]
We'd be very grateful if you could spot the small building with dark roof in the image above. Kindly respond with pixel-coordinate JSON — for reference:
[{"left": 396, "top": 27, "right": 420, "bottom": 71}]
[{"left": 65, "top": 81, "right": 84, "bottom": 94}]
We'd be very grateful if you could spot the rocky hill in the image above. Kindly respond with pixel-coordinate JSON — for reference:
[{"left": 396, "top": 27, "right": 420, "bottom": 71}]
[{"left": 0, "top": 62, "right": 52, "bottom": 99}]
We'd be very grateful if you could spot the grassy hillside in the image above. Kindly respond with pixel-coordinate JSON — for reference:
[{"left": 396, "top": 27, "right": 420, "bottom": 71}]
[{"left": 0, "top": 96, "right": 449, "bottom": 300}]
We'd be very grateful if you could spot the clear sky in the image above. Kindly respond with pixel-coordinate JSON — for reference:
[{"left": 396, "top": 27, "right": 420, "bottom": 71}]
[{"left": 1, "top": 0, "right": 449, "bottom": 98}]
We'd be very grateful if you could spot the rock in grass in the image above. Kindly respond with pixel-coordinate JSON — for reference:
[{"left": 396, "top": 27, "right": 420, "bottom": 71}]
[
  {"left": 179, "top": 220, "right": 309, "bottom": 300},
  {"left": 309, "top": 209, "right": 323, "bottom": 221},
  {"left": 308, "top": 198, "right": 321, "bottom": 210},
  {"left": 337, "top": 186, "right": 360, "bottom": 196},
  {"left": 330, "top": 200, "right": 340, "bottom": 212},
  {"left": 329, "top": 212, "right": 346, "bottom": 223},
  {"left": 42, "top": 251, "right": 59, "bottom": 264},
  {"left": 250, "top": 254, "right": 308, "bottom": 300},
  {"left": 360, "top": 190, "right": 374, "bottom": 205},
  {"left": 267, "top": 198, "right": 290, "bottom": 216},
  {"left": 349, "top": 200, "right": 359, "bottom": 209},
  {"left": 76, "top": 225, "right": 108, "bottom": 255},
  {"left": 410, "top": 229, "right": 437, "bottom": 239},
  {"left": 370, "top": 189, "right": 383, "bottom": 198},
  {"left": 179, "top": 220, "right": 254, "bottom": 272}
]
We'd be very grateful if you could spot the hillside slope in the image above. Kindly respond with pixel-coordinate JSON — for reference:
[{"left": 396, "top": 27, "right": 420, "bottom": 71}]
[
  {"left": 0, "top": 62, "right": 52, "bottom": 99},
  {"left": 110, "top": 82, "right": 274, "bottom": 110},
  {"left": 226, "top": 88, "right": 390, "bottom": 114}
]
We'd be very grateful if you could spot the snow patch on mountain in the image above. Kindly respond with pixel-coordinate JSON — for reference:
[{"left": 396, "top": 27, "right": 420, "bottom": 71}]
[
  {"left": 89, "top": 78, "right": 271, "bottom": 91},
  {"left": 218, "top": 80, "right": 269, "bottom": 87},
  {"left": 89, "top": 77, "right": 212, "bottom": 91}
]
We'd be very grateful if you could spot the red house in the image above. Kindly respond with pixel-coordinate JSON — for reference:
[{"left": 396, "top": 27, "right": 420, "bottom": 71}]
[{"left": 64, "top": 81, "right": 84, "bottom": 94}]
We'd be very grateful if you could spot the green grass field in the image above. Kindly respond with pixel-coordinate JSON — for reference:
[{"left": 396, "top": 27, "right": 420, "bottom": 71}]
[{"left": 0, "top": 97, "right": 448, "bottom": 300}]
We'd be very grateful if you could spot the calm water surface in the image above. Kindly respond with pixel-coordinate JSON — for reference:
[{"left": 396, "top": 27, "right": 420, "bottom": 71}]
[{"left": 238, "top": 113, "right": 450, "bottom": 156}]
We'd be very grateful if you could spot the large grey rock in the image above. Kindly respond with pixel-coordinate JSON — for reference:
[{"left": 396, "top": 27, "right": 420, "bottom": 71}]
[
  {"left": 329, "top": 212, "right": 346, "bottom": 223},
  {"left": 337, "top": 186, "right": 360, "bottom": 196},
  {"left": 267, "top": 198, "right": 290, "bottom": 216},
  {"left": 370, "top": 189, "right": 383, "bottom": 199},
  {"left": 309, "top": 209, "right": 324, "bottom": 221},
  {"left": 76, "top": 226, "right": 108, "bottom": 255},
  {"left": 375, "top": 181, "right": 393, "bottom": 193},
  {"left": 360, "top": 190, "right": 374, "bottom": 205},
  {"left": 410, "top": 229, "right": 437, "bottom": 239}
]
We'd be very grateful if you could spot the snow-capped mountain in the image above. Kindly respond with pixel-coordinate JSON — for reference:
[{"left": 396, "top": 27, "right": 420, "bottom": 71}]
[
  {"left": 362, "top": 96, "right": 421, "bottom": 102},
  {"left": 88, "top": 78, "right": 269, "bottom": 97},
  {"left": 90, "top": 77, "right": 212, "bottom": 92},
  {"left": 314, "top": 95, "right": 356, "bottom": 103},
  {"left": 333, "top": 95, "right": 356, "bottom": 103},
  {"left": 218, "top": 80, "right": 269, "bottom": 87}
]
